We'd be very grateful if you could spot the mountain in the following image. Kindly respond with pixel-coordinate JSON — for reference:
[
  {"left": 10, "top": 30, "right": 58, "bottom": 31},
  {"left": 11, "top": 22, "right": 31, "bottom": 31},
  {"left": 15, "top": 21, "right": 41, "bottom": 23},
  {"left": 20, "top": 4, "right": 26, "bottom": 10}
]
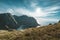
[
  {"left": 0, "top": 13, "right": 39, "bottom": 30},
  {"left": 13, "top": 15, "right": 39, "bottom": 29},
  {"left": 0, "top": 13, "right": 18, "bottom": 30},
  {"left": 0, "top": 21, "right": 60, "bottom": 40}
]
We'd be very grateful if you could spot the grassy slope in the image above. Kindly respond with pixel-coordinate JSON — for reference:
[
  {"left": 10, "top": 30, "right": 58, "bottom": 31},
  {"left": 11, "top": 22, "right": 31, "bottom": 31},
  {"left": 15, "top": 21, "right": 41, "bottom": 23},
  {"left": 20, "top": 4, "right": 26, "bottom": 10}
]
[{"left": 0, "top": 23, "right": 60, "bottom": 40}]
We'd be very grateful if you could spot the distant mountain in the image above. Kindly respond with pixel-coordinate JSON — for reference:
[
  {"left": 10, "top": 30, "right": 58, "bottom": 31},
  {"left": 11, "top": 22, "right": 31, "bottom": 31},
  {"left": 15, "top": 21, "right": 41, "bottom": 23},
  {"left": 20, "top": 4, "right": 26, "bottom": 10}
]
[
  {"left": 0, "top": 13, "right": 18, "bottom": 30},
  {"left": 0, "top": 13, "right": 39, "bottom": 30},
  {"left": 13, "top": 15, "right": 39, "bottom": 29}
]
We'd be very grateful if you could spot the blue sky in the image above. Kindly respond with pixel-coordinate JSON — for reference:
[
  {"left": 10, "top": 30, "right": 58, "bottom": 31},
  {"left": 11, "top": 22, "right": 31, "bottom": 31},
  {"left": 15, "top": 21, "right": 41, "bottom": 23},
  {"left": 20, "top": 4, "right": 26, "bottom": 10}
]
[{"left": 0, "top": 0, "right": 60, "bottom": 26}]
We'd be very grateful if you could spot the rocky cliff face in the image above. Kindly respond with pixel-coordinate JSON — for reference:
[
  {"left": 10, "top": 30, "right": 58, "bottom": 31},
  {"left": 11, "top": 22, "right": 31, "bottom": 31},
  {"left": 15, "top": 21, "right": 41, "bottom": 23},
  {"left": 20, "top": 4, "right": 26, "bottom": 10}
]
[
  {"left": 0, "top": 13, "right": 18, "bottom": 30},
  {"left": 13, "top": 15, "right": 39, "bottom": 29},
  {"left": 0, "top": 13, "right": 39, "bottom": 30}
]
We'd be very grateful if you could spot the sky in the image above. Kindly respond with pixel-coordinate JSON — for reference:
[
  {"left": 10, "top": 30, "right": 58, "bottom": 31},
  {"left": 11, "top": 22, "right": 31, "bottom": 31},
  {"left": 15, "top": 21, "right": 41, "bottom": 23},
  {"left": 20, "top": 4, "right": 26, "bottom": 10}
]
[{"left": 0, "top": 0, "right": 60, "bottom": 26}]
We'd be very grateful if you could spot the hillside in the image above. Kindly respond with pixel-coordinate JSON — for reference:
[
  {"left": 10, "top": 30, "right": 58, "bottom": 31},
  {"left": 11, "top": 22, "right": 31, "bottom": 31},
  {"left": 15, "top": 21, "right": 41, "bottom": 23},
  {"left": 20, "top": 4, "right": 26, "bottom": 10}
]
[
  {"left": 0, "top": 22, "right": 60, "bottom": 40},
  {"left": 0, "top": 13, "right": 18, "bottom": 29},
  {"left": 13, "top": 15, "right": 39, "bottom": 29},
  {"left": 0, "top": 13, "right": 39, "bottom": 30}
]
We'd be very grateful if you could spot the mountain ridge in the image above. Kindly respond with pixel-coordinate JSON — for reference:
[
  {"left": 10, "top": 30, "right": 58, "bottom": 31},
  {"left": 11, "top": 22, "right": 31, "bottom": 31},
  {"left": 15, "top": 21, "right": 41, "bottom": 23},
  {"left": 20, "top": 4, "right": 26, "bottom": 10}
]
[{"left": 0, "top": 13, "right": 39, "bottom": 30}]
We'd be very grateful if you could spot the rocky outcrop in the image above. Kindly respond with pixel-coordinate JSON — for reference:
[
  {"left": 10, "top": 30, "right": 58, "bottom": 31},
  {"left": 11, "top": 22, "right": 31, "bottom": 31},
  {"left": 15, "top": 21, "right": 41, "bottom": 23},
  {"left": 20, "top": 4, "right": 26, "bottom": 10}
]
[
  {"left": 0, "top": 13, "right": 18, "bottom": 30},
  {"left": 0, "top": 13, "right": 39, "bottom": 30},
  {"left": 13, "top": 15, "right": 39, "bottom": 29}
]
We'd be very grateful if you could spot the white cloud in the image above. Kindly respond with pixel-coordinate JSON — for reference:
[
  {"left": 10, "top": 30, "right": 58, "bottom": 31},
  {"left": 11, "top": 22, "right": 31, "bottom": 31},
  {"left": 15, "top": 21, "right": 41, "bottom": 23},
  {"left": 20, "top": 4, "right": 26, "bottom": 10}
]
[
  {"left": 44, "top": 6, "right": 60, "bottom": 13},
  {"left": 7, "top": 8, "right": 14, "bottom": 15},
  {"left": 12, "top": 6, "right": 60, "bottom": 17},
  {"left": 10, "top": 6, "right": 59, "bottom": 26},
  {"left": 35, "top": 18, "right": 59, "bottom": 26},
  {"left": 6, "top": 4, "right": 60, "bottom": 26},
  {"left": 14, "top": 8, "right": 31, "bottom": 15},
  {"left": 6, "top": 2, "right": 60, "bottom": 17},
  {"left": 12, "top": 7, "right": 48, "bottom": 17}
]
